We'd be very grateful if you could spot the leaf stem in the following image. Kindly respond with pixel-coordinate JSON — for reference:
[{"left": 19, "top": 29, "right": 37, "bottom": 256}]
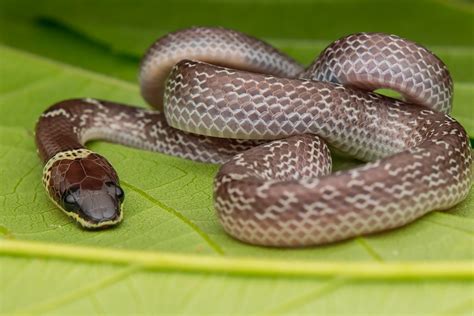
[{"left": 1, "top": 239, "right": 473, "bottom": 280}]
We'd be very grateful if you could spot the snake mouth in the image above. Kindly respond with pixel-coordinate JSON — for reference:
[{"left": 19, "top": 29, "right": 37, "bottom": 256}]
[
  {"left": 77, "top": 210, "right": 124, "bottom": 230},
  {"left": 61, "top": 202, "right": 124, "bottom": 230}
]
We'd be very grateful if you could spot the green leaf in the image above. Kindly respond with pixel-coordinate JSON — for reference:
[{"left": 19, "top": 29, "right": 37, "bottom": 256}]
[
  {"left": 0, "top": 0, "right": 473, "bottom": 314},
  {"left": 0, "top": 42, "right": 473, "bottom": 316}
]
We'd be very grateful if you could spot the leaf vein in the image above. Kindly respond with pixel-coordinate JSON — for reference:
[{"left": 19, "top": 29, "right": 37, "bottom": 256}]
[
  {"left": 120, "top": 180, "right": 225, "bottom": 255},
  {"left": 424, "top": 218, "right": 474, "bottom": 236},
  {"left": 264, "top": 277, "right": 347, "bottom": 315},
  {"left": 355, "top": 237, "right": 384, "bottom": 262},
  {"left": 16, "top": 265, "right": 140, "bottom": 314}
]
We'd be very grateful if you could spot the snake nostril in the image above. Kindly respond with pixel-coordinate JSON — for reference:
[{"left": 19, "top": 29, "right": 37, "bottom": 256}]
[{"left": 82, "top": 204, "right": 120, "bottom": 223}]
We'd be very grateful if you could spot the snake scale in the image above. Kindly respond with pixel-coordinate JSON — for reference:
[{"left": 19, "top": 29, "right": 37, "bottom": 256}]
[{"left": 36, "top": 27, "right": 472, "bottom": 247}]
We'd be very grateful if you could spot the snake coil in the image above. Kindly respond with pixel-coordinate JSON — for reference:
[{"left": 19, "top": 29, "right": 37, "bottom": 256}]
[{"left": 36, "top": 27, "right": 472, "bottom": 246}]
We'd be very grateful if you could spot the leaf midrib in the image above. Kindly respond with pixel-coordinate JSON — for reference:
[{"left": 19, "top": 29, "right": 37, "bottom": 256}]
[{"left": 1, "top": 239, "right": 473, "bottom": 280}]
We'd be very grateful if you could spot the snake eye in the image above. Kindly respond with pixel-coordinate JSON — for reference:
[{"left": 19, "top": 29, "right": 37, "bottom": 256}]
[
  {"left": 62, "top": 190, "right": 80, "bottom": 213},
  {"left": 115, "top": 186, "right": 125, "bottom": 203},
  {"left": 105, "top": 181, "right": 124, "bottom": 203}
]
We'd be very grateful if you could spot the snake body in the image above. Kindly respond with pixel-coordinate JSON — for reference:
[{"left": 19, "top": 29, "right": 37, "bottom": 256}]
[{"left": 36, "top": 27, "right": 472, "bottom": 246}]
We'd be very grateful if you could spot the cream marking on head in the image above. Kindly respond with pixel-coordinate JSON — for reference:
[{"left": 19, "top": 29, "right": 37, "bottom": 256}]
[{"left": 42, "top": 149, "right": 94, "bottom": 189}]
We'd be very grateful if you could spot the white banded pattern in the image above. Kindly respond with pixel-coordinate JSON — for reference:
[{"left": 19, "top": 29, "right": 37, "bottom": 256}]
[{"left": 36, "top": 27, "right": 472, "bottom": 246}]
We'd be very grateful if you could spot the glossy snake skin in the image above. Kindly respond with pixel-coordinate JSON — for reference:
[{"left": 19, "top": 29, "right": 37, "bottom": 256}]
[{"left": 36, "top": 27, "right": 472, "bottom": 246}]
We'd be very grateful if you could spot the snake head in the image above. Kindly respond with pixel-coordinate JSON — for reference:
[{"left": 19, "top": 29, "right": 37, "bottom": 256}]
[{"left": 43, "top": 149, "right": 124, "bottom": 229}]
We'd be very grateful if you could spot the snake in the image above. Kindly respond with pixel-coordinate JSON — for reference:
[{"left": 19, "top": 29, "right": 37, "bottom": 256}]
[{"left": 35, "top": 27, "right": 472, "bottom": 247}]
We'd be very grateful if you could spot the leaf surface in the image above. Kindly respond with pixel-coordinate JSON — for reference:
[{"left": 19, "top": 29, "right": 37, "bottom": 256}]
[{"left": 0, "top": 0, "right": 473, "bottom": 314}]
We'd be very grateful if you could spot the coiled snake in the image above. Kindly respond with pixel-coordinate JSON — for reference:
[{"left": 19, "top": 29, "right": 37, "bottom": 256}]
[{"left": 36, "top": 27, "right": 472, "bottom": 247}]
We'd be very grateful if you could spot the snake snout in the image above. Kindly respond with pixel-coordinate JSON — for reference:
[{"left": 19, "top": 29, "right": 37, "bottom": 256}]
[{"left": 62, "top": 183, "right": 124, "bottom": 229}]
